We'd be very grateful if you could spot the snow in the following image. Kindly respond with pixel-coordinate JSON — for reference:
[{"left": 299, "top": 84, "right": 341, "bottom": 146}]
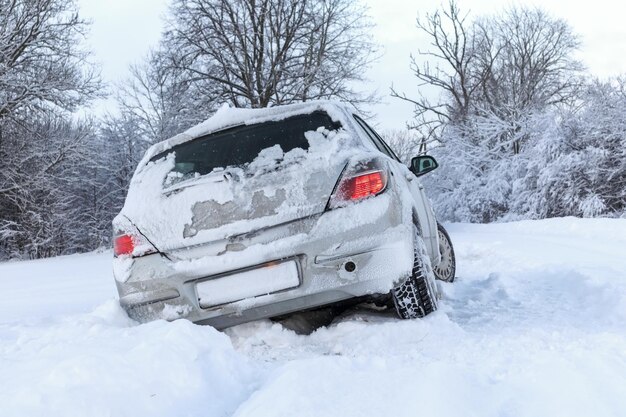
[
  {"left": 1, "top": 217, "right": 626, "bottom": 417},
  {"left": 0, "top": 250, "right": 117, "bottom": 324}
]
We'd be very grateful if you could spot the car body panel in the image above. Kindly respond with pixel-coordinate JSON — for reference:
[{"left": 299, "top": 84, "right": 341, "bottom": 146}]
[{"left": 348, "top": 113, "right": 440, "bottom": 262}]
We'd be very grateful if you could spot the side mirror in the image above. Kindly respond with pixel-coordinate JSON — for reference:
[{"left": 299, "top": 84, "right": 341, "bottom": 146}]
[{"left": 410, "top": 155, "right": 439, "bottom": 177}]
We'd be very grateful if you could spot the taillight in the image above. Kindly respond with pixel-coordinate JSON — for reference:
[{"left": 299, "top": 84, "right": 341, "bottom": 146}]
[
  {"left": 112, "top": 219, "right": 157, "bottom": 258},
  {"left": 329, "top": 163, "right": 388, "bottom": 209},
  {"left": 114, "top": 234, "right": 135, "bottom": 256},
  {"left": 345, "top": 171, "right": 386, "bottom": 200}
]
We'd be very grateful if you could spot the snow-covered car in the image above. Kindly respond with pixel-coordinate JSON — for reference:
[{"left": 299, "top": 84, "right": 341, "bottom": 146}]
[{"left": 112, "top": 101, "right": 456, "bottom": 328}]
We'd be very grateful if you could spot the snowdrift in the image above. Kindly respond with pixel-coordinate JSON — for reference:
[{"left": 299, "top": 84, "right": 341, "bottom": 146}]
[{"left": 1, "top": 217, "right": 625, "bottom": 417}]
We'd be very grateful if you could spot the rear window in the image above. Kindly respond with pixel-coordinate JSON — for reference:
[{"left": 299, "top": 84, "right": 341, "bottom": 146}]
[{"left": 151, "top": 111, "right": 341, "bottom": 185}]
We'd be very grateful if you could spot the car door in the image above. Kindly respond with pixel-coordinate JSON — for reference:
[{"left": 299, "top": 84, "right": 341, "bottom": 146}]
[{"left": 352, "top": 116, "right": 440, "bottom": 263}]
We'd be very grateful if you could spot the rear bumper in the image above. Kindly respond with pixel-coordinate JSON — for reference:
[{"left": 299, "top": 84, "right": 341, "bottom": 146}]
[{"left": 114, "top": 193, "right": 414, "bottom": 329}]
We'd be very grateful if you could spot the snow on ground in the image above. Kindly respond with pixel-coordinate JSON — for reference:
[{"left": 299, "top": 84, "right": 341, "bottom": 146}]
[
  {"left": 1, "top": 217, "right": 625, "bottom": 417},
  {"left": 0, "top": 250, "right": 117, "bottom": 324}
]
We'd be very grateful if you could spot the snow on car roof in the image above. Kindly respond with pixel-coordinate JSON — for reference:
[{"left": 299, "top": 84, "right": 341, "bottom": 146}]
[{"left": 139, "top": 100, "right": 354, "bottom": 170}]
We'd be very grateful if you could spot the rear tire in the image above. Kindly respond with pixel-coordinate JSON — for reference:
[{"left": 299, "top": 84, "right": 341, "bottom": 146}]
[
  {"left": 392, "top": 230, "right": 438, "bottom": 319},
  {"left": 433, "top": 223, "right": 456, "bottom": 283}
]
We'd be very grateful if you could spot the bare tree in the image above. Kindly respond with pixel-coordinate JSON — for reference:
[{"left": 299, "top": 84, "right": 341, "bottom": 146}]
[
  {"left": 115, "top": 49, "right": 209, "bottom": 145},
  {"left": 162, "top": 0, "right": 377, "bottom": 108},
  {"left": 480, "top": 7, "right": 583, "bottom": 113},
  {"left": 394, "top": 1, "right": 582, "bottom": 154},
  {"left": 381, "top": 129, "right": 422, "bottom": 164},
  {"left": 391, "top": 1, "right": 491, "bottom": 143}
]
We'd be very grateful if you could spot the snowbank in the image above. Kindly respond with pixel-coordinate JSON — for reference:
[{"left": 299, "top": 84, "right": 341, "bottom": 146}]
[
  {"left": 1, "top": 217, "right": 626, "bottom": 417},
  {"left": 0, "top": 301, "right": 259, "bottom": 417}
]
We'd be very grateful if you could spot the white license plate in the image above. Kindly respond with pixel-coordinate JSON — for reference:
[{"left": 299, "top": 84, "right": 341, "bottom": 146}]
[{"left": 196, "top": 260, "right": 300, "bottom": 308}]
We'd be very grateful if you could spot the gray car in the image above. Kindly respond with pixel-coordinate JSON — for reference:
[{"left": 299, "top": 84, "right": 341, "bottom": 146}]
[{"left": 112, "top": 101, "right": 456, "bottom": 329}]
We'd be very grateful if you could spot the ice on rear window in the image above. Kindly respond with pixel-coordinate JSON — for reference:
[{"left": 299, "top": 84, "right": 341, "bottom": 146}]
[{"left": 152, "top": 111, "right": 341, "bottom": 187}]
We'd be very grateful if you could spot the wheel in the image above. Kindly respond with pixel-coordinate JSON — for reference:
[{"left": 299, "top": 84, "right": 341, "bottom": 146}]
[
  {"left": 433, "top": 223, "right": 456, "bottom": 283},
  {"left": 392, "top": 229, "right": 438, "bottom": 319}
]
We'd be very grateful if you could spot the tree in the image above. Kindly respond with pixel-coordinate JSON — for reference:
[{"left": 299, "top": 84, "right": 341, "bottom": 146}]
[
  {"left": 161, "top": 0, "right": 377, "bottom": 108},
  {"left": 391, "top": 1, "right": 488, "bottom": 144},
  {"left": 394, "top": 1, "right": 582, "bottom": 154},
  {"left": 395, "top": 1, "right": 589, "bottom": 222},
  {"left": 0, "top": 0, "right": 102, "bottom": 259},
  {"left": 0, "top": 0, "right": 101, "bottom": 120},
  {"left": 473, "top": 6, "right": 583, "bottom": 154},
  {"left": 0, "top": 114, "right": 100, "bottom": 258},
  {"left": 478, "top": 7, "right": 583, "bottom": 113},
  {"left": 381, "top": 129, "right": 422, "bottom": 164},
  {"left": 115, "top": 49, "right": 209, "bottom": 145},
  {"left": 514, "top": 78, "right": 626, "bottom": 219}
]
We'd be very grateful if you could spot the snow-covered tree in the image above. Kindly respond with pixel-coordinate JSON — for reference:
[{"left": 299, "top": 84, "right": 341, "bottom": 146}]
[
  {"left": 0, "top": 0, "right": 101, "bottom": 117},
  {"left": 399, "top": 1, "right": 594, "bottom": 222},
  {"left": 0, "top": 0, "right": 102, "bottom": 259},
  {"left": 0, "top": 115, "right": 100, "bottom": 258},
  {"left": 513, "top": 79, "right": 626, "bottom": 218}
]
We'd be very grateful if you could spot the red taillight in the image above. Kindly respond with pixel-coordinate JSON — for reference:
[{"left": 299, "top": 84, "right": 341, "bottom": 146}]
[
  {"left": 329, "top": 168, "right": 388, "bottom": 208},
  {"left": 114, "top": 234, "right": 135, "bottom": 256},
  {"left": 346, "top": 171, "right": 385, "bottom": 200}
]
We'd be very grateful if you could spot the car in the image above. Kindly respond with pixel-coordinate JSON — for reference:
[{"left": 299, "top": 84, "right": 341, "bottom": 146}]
[{"left": 112, "top": 101, "right": 456, "bottom": 329}]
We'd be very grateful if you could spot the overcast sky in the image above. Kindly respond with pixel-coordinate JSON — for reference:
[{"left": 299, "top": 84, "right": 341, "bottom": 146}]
[{"left": 77, "top": 0, "right": 626, "bottom": 131}]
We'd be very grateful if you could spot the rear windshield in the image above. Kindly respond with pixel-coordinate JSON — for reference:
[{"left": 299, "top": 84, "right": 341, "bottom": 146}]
[{"left": 150, "top": 111, "right": 341, "bottom": 185}]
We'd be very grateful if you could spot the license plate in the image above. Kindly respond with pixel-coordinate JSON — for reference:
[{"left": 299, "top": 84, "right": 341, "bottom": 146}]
[{"left": 196, "top": 260, "right": 300, "bottom": 308}]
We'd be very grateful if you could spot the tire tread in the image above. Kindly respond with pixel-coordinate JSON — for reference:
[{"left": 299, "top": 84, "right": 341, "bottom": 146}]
[{"left": 392, "top": 234, "right": 437, "bottom": 319}]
